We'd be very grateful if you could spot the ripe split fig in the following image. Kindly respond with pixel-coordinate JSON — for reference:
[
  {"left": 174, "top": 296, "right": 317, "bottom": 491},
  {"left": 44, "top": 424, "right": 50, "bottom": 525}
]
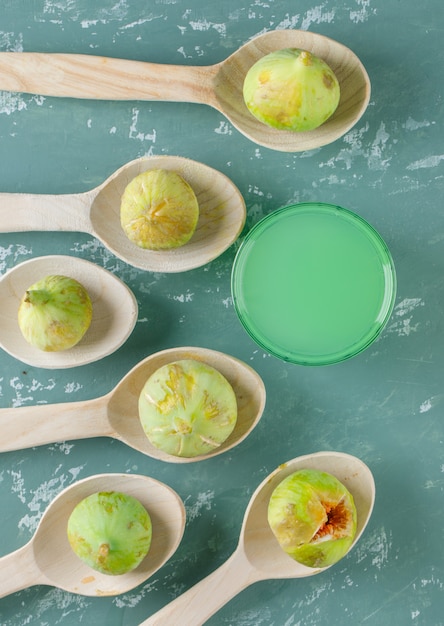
[
  {"left": 138, "top": 359, "right": 238, "bottom": 458},
  {"left": 267, "top": 469, "right": 357, "bottom": 568},
  {"left": 17, "top": 274, "right": 92, "bottom": 352},
  {"left": 67, "top": 491, "right": 152, "bottom": 576},
  {"left": 120, "top": 169, "right": 199, "bottom": 250},
  {"left": 243, "top": 48, "right": 340, "bottom": 132}
]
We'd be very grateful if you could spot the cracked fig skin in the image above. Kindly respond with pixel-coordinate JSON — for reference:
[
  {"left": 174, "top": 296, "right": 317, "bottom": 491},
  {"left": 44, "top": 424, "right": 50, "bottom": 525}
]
[
  {"left": 138, "top": 359, "right": 238, "bottom": 458},
  {"left": 67, "top": 491, "right": 152, "bottom": 576},
  {"left": 120, "top": 169, "right": 199, "bottom": 250},
  {"left": 243, "top": 48, "right": 340, "bottom": 132},
  {"left": 268, "top": 469, "right": 357, "bottom": 568},
  {"left": 17, "top": 274, "right": 92, "bottom": 352}
]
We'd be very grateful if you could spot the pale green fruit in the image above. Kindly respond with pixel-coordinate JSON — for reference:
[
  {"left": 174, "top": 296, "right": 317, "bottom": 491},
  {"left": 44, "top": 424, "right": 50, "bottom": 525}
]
[
  {"left": 67, "top": 491, "right": 152, "bottom": 576},
  {"left": 268, "top": 469, "right": 357, "bottom": 568},
  {"left": 138, "top": 359, "right": 238, "bottom": 457},
  {"left": 120, "top": 169, "right": 199, "bottom": 250},
  {"left": 243, "top": 48, "right": 340, "bottom": 132},
  {"left": 17, "top": 275, "right": 92, "bottom": 352}
]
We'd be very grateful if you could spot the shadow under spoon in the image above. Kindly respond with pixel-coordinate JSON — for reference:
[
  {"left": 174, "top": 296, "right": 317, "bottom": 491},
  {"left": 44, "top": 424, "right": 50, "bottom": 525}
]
[
  {"left": 0, "top": 155, "right": 246, "bottom": 272},
  {"left": 0, "top": 29, "right": 370, "bottom": 152},
  {"left": 140, "top": 450, "right": 375, "bottom": 626},
  {"left": 0, "top": 346, "right": 266, "bottom": 463},
  {"left": 0, "top": 472, "right": 185, "bottom": 598}
]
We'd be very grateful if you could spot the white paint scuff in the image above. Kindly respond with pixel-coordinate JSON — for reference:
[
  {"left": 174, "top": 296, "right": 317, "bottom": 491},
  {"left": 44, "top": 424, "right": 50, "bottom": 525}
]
[
  {"left": 64, "top": 381, "right": 83, "bottom": 393},
  {"left": 0, "top": 92, "right": 46, "bottom": 116},
  {"left": 0, "top": 244, "right": 32, "bottom": 274},
  {"left": 14, "top": 469, "right": 84, "bottom": 534},
  {"left": 300, "top": 4, "right": 336, "bottom": 29},
  {"left": 385, "top": 297, "right": 425, "bottom": 337},
  {"left": 407, "top": 155, "right": 444, "bottom": 171},
  {"left": 214, "top": 121, "right": 232, "bottom": 135},
  {"left": 394, "top": 298, "right": 424, "bottom": 317},
  {"left": 114, "top": 578, "right": 158, "bottom": 608},
  {"left": 42, "top": 0, "right": 129, "bottom": 22},
  {"left": 25, "top": 586, "right": 90, "bottom": 620},
  {"left": 403, "top": 117, "right": 433, "bottom": 131},
  {"left": 319, "top": 121, "right": 392, "bottom": 172},
  {"left": 355, "top": 525, "right": 391, "bottom": 570},
  {"left": 349, "top": 0, "right": 377, "bottom": 24},
  {"left": 274, "top": 4, "right": 336, "bottom": 31},
  {"left": 129, "top": 107, "right": 157, "bottom": 143},
  {"left": 0, "top": 31, "right": 24, "bottom": 51},
  {"left": 188, "top": 19, "right": 226, "bottom": 36},
  {"left": 9, "top": 376, "right": 56, "bottom": 408},
  {"left": 419, "top": 398, "right": 432, "bottom": 413},
  {"left": 172, "top": 291, "right": 194, "bottom": 303},
  {"left": 185, "top": 489, "right": 214, "bottom": 522}
]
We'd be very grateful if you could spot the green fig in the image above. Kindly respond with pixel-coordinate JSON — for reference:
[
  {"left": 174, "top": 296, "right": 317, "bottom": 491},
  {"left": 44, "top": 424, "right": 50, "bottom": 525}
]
[
  {"left": 268, "top": 469, "right": 357, "bottom": 568},
  {"left": 138, "top": 359, "right": 238, "bottom": 457},
  {"left": 67, "top": 491, "right": 152, "bottom": 576},
  {"left": 17, "top": 274, "right": 92, "bottom": 351},
  {"left": 120, "top": 169, "right": 199, "bottom": 250},
  {"left": 243, "top": 48, "right": 340, "bottom": 132}
]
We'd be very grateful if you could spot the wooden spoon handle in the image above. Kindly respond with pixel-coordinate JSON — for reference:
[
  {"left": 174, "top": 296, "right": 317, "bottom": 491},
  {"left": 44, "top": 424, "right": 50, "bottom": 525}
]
[
  {"left": 0, "top": 543, "right": 44, "bottom": 598},
  {"left": 0, "top": 395, "right": 110, "bottom": 452},
  {"left": 0, "top": 191, "right": 94, "bottom": 234},
  {"left": 140, "top": 548, "right": 258, "bottom": 626},
  {"left": 0, "top": 52, "right": 219, "bottom": 105}
]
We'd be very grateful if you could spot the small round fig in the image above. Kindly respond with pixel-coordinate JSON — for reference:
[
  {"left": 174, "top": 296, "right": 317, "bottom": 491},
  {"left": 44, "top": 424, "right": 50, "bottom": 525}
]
[
  {"left": 268, "top": 469, "right": 357, "bottom": 568},
  {"left": 17, "top": 274, "right": 92, "bottom": 352},
  {"left": 120, "top": 169, "right": 199, "bottom": 250},
  {"left": 138, "top": 359, "right": 238, "bottom": 458},
  {"left": 243, "top": 48, "right": 340, "bottom": 132},
  {"left": 67, "top": 491, "right": 152, "bottom": 576}
]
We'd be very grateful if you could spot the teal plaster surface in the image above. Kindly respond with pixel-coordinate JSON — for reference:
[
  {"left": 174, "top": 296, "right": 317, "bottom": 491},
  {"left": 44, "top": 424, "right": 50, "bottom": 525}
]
[{"left": 0, "top": 1, "right": 443, "bottom": 624}]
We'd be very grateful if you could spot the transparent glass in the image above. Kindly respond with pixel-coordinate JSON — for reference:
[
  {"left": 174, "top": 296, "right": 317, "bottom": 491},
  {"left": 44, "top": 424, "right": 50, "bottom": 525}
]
[{"left": 231, "top": 202, "right": 396, "bottom": 366}]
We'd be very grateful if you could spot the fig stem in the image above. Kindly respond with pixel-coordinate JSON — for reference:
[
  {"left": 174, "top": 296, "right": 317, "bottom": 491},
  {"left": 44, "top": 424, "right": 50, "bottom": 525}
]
[
  {"left": 24, "top": 289, "right": 50, "bottom": 306},
  {"left": 98, "top": 543, "right": 110, "bottom": 558}
]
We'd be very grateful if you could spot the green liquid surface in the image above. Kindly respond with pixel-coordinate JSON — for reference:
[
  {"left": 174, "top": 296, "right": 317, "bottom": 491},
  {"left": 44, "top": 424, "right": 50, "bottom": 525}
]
[{"left": 231, "top": 203, "right": 396, "bottom": 365}]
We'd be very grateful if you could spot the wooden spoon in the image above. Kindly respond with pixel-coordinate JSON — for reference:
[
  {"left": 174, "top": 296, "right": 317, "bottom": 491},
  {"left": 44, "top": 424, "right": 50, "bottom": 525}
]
[
  {"left": 140, "top": 450, "right": 375, "bottom": 625},
  {"left": 0, "top": 472, "right": 185, "bottom": 598},
  {"left": 0, "top": 30, "right": 370, "bottom": 152},
  {"left": 0, "top": 155, "right": 246, "bottom": 272},
  {"left": 0, "top": 254, "right": 138, "bottom": 369},
  {"left": 0, "top": 346, "right": 266, "bottom": 462}
]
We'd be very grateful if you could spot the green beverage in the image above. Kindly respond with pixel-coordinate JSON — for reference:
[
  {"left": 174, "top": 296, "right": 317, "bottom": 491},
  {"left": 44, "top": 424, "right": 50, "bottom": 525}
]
[{"left": 231, "top": 203, "right": 396, "bottom": 365}]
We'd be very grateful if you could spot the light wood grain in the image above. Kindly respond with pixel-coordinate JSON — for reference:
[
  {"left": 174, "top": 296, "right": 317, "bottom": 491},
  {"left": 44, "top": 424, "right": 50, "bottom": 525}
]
[
  {"left": 0, "top": 346, "right": 266, "bottom": 462},
  {"left": 140, "top": 451, "right": 375, "bottom": 625},
  {"left": 0, "top": 472, "right": 185, "bottom": 598},
  {"left": 0, "top": 255, "right": 138, "bottom": 368},
  {"left": 0, "top": 155, "right": 246, "bottom": 272},
  {"left": 0, "top": 30, "right": 370, "bottom": 152}
]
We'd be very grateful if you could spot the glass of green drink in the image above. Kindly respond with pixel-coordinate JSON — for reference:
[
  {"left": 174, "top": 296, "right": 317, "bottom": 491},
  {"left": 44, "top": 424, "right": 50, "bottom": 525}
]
[{"left": 231, "top": 202, "right": 396, "bottom": 365}]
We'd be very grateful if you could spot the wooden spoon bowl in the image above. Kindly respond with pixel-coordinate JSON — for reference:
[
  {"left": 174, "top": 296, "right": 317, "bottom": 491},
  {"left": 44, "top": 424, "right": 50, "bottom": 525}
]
[
  {"left": 0, "top": 255, "right": 138, "bottom": 368},
  {"left": 140, "top": 451, "right": 375, "bottom": 625},
  {"left": 89, "top": 155, "right": 246, "bottom": 272},
  {"left": 213, "top": 29, "right": 371, "bottom": 152},
  {"left": 0, "top": 472, "right": 186, "bottom": 598},
  {"left": 0, "top": 30, "right": 370, "bottom": 152},
  {"left": 0, "top": 346, "right": 266, "bottom": 462}
]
